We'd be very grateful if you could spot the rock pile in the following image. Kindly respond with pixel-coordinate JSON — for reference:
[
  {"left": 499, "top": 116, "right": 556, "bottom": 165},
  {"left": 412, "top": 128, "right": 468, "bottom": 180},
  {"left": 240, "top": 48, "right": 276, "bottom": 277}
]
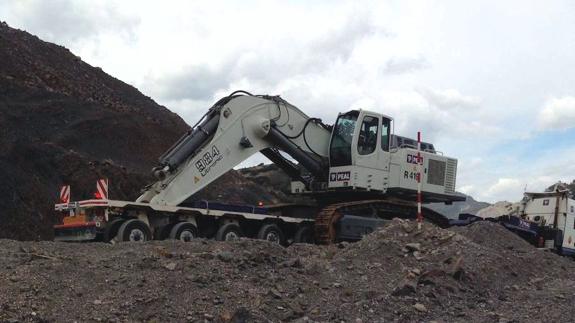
[{"left": 1, "top": 220, "right": 574, "bottom": 322}]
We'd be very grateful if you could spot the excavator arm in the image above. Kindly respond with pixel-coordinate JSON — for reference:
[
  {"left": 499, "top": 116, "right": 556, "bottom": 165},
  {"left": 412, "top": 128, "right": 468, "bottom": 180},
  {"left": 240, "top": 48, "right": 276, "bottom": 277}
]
[{"left": 137, "top": 91, "right": 332, "bottom": 206}]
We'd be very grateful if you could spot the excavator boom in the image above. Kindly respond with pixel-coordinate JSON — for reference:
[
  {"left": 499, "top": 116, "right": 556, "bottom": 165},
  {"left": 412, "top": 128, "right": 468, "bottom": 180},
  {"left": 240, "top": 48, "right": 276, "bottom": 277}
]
[{"left": 138, "top": 91, "right": 332, "bottom": 206}]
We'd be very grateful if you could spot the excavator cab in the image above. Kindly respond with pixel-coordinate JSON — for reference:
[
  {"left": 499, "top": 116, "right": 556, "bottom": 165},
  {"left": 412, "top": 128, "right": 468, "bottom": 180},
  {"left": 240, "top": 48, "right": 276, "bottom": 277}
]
[
  {"left": 328, "top": 110, "right": 392, "bottom": 191},
  {"left": 325, "top": 108, "right": 459, "bottom": 203},
  {"left": 330, "top": 110, "right": 393, "bottom": 165}
]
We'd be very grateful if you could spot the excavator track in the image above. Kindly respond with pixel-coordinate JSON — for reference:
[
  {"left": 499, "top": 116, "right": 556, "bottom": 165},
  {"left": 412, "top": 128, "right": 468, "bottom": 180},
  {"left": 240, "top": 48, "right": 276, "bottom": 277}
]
[
  {"left": 314, "top": 203, "right": 345, "bottom": 245},
  {"left": 313, "top": 199, "right": 449, "bottom": 245}
]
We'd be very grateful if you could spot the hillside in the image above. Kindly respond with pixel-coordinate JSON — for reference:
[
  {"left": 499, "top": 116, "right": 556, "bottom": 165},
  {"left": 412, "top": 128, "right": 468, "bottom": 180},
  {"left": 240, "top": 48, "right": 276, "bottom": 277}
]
[
  {"left": 0, "top": 22, "right": 193, "bottom": 239},
  {"left": 0, "top": 22, "right": 280, "bottom": 240}
]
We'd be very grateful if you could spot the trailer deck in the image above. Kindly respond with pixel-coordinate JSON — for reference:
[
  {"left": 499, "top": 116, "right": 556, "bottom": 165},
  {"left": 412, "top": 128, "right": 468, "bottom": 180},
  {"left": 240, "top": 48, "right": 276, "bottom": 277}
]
[{"left": 54, "top": 198, "right": 312, "bottom": 242}]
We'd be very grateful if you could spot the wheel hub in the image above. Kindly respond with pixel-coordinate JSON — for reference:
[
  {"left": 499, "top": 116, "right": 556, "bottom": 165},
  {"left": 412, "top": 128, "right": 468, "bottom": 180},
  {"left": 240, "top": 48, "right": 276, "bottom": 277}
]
[
  {"left": 129, "top": 229, "right": 145, "bottom": 242},
  {"left": 224, "top": 231, "right": 239, "bottom": 241},
  {"left": 180, "top": 230, "right": 195, "bottom": 242},
  {"left": 265, "top": 231, "right": 279, "bottom": 243}
]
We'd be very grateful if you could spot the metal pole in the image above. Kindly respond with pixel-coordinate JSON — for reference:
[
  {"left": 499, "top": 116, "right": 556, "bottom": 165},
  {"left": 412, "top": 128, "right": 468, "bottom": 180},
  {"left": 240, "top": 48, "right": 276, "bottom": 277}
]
[{"left": 417, "top": 131, "right": 423, "bottom": 230}]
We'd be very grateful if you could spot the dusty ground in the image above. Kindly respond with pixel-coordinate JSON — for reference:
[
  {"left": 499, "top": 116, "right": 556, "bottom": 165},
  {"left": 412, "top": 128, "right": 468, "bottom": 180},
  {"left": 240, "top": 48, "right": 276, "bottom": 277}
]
[{"left": 1, "top": 220, "right": 574, "bottom": 323}]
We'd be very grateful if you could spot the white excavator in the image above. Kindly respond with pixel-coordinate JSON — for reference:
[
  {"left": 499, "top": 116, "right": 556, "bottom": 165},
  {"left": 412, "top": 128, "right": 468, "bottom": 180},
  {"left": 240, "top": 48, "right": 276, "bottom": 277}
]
[{"left": 54, "top": 91, "right": 464, "bottom": 244}]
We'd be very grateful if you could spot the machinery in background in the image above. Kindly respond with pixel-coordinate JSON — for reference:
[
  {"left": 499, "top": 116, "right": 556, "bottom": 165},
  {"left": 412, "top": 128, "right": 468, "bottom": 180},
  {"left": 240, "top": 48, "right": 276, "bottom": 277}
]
[
  {"left": 494, "top": 183, "right": 575, "bottom": 256},
  {"left": 450, "top": 182, "right": 575, "bottom": 256}
]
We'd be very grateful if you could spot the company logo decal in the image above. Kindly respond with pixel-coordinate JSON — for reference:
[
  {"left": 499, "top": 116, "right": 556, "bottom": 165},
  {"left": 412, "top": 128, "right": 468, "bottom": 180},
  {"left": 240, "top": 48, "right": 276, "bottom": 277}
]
[
  {"left": 330, "top": 171, "right": 351, "bottom": 182},
  {"left": 195, "top": 146, "right": 223, "bottom": 177},
  {"left": 407, "top": 154, "right": 423, "bottom": 165}
]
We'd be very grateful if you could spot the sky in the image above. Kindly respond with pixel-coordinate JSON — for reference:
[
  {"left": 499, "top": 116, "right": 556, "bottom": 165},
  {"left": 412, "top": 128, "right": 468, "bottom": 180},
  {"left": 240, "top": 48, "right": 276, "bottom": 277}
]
[{"left": 2, "top": 0, "right": 575, "bottom": 203}]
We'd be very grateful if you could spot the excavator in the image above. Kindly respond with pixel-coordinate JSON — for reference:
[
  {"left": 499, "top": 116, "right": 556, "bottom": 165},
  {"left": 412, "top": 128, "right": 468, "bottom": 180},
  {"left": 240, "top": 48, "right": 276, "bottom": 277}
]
[{"left": 54, "top": 91, "right": 464, "bottom": 244}]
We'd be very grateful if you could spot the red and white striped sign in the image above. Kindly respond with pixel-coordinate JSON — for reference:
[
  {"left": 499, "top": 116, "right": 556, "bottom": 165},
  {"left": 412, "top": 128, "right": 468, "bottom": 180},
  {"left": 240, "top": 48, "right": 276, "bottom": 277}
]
[
  {"left": 96, "top": 178, "right": 108, "bottom": 200},
  {"left": 60, "top": 185, "right": 70, "bottom": 204}
]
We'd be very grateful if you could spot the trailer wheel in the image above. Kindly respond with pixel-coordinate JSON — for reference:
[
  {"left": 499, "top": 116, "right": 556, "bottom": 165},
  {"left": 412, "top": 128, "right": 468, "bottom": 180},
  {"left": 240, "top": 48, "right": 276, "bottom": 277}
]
[
  {"left": 257, "top": 223, "right": 284, "bottom": 244},
  {"left": 117, "top": 219, "right": 151, "bottom": 242},
  {"left": 294, "top": 225, "right": 314, "bottom": 244},
  {"left": 103, "top": 218, "right": 125, "bottom": 243},
  {"left": 169, "top": 222, "right": 198, "bottom": 242},
  {"left": 215, "top": 223, "right": 243, "bottom": 241}
]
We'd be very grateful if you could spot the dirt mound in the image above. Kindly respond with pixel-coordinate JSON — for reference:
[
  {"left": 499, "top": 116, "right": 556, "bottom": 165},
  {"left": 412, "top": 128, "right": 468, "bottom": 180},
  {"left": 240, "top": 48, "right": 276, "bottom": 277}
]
[
  {"left": 239, "top": 164, "right": 293, "bottom": 201},
  {"left": 0, "top": 22, "right": 190, "bottom": 240},
  {"left": 0, "top": 22, "right": 282, "bottom": 240},
  {"left": 192, "top": 169, "right": 288, "bottom": 206},
  {"left": 1, "top": 220, "right": 573, "bottom": 322},
  {"left": 238, "top": 164, "right": 314, "bottom": 206},
  {"left": 451, "top": 220, "right": 534, "bottom": 251}
]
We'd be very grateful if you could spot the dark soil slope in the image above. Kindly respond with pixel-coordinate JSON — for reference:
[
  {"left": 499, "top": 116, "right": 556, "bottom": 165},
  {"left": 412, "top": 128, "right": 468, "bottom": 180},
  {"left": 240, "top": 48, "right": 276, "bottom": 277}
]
[
  {"left": 0, "top": 22, "right": 191, "bottom": 240},
  {"left": 0, "top": 22, "right": 300, "bottom": 240}
]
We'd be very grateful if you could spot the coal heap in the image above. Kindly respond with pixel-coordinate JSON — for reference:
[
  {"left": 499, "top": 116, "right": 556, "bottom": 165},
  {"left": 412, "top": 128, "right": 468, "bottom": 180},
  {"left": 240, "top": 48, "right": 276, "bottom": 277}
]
[
  {"left": 1, "top": 22, "right": 289, "bottom": 240},
  {"left": 0, "top": 22, "right": 196, "bottom": 239}
]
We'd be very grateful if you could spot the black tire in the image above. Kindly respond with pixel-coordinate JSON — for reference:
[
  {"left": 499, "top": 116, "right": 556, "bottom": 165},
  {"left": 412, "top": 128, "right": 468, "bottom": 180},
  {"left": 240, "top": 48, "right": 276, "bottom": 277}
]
[
  {"left": 169, "top": 222, "right": 199, "bottom": 242},
  {"left": 103, "top": 218, "right": 125, "bottom": 243},
  {"left": 257, "top": 223, "right": 285, "bottom": 244},
  {"left": 215, "top": 223, "right": 243, "bottom": 241},
  {"left": 294, "top": 225, "right": 314, "bottom": 244},
  {"left": 117, "top": 219, "right": 151, "bottom": 242}
]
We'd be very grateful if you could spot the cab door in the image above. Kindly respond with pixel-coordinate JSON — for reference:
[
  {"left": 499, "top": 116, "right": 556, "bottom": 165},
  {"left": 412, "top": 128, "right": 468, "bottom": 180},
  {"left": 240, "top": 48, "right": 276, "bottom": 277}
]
[
  {"left": 354, "top": 113, "right": 380, "bottom": 169},
  {"left": 352, "top": 112, "right": 386, "bottom": 191}
]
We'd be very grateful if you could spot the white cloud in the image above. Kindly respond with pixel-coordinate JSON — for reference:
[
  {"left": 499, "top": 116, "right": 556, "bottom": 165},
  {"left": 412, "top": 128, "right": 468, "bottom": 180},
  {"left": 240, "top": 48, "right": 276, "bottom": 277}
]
[
  {"left": 538, "top": 96, "right": 575, "bottom": 131},
  {"left": 476, "top": 146, "right": 575, "bottom": 203},
  {"left": 145, "top": 10, "right": 389, "bottom": 103},
  {"left": 483, "top": 178, "right": 524, "bottom": 202},
  {"left": 3, "top": 0, "right": 139, "bottom": 45},
  {"left": 417, "top": 87, "right": 480, "bottom": 111},
  {"left": 383, "top": 56, "right": 430, "bottom": 75},
  {"left": 458, "top": 185, "right": 476, "bottom": 196},
  {"left": 480, "top": 176, "right": 570, "bottom": 203}
]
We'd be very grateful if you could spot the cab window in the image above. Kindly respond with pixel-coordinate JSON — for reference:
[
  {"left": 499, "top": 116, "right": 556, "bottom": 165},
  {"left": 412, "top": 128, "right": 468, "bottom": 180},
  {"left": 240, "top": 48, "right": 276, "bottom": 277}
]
[
  {"left": 381, "top": 118, "right": 390, "bottom": 151},
  {"left": 330, "top": 111, "right": 359, "bottom": 166},
  {"left": 358, "top": 116, "right": 378, "bottom": 155}
]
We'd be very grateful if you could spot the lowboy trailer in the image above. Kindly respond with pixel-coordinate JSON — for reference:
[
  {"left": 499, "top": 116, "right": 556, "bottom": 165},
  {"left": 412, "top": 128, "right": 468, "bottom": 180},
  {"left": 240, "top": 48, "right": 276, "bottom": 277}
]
[{"left": 54, "top": 179, "right": 315, "bottom": 244}]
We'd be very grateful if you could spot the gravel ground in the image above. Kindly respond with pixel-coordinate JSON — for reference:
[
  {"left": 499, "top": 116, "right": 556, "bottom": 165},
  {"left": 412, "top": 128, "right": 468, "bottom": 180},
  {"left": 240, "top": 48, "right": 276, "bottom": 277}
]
[{"left": 1, "top": 220, "right": 574, "bottom": 322}]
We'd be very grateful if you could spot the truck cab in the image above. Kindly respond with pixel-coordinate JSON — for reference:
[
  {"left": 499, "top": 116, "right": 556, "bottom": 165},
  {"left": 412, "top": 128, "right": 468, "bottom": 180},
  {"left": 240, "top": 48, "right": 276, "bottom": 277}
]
[{"left": 521, "top": 190, "right": 575, "bottom": 254}]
